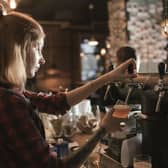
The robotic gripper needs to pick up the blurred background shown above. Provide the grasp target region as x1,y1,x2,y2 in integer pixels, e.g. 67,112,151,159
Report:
4,0,168,91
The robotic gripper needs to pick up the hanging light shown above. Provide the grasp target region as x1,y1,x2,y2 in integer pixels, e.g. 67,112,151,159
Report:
0,3,7,15
0,0,11,14
3,0,18,9
88,36,99,46
88,1,99,46
161,0,168,37
9,0,17,9
161,19,168,37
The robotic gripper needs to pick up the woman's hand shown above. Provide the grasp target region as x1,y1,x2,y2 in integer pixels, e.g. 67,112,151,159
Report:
66,59,136,107
107,58,137,83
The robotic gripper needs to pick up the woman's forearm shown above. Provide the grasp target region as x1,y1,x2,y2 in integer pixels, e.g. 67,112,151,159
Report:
63,127,107,168
66,73,114,106
66,58,136,106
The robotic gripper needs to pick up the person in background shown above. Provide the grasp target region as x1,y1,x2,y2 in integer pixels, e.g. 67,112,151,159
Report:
0,7,137,168
115,46,137,66
95,46,137,108
115,46,162,90
96,45,160,111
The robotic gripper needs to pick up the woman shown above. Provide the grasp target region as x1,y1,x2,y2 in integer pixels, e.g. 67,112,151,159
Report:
0,8,136,168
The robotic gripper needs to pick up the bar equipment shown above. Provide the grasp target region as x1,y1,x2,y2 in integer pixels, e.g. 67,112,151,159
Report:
140,62,168,168
125,63,143,104
154,62,167,112
102,64,144,168
100,63,168,168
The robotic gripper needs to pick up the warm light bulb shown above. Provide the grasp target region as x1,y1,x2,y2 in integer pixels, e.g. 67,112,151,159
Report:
163,24,168,33
10,0,17,9
106,43,111,49
100,48,106,55
80,52,85,58
0,4,7,15
88,37,99,46
88,40,98,46
161,19,168,37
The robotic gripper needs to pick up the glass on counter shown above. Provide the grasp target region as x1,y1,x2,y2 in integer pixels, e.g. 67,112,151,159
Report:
133,154,152,168
50,116,63,138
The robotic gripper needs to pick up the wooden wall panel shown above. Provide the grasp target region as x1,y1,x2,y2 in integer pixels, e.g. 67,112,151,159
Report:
36,22,80,91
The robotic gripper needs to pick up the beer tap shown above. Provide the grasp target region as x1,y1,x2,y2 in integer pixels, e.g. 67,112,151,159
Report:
124,64,134,104
125,64,143,104
104,64,114,101
155,62,167,113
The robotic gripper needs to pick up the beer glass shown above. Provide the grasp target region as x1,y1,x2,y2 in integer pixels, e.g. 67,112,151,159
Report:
133,154,152,168
112,100,131,119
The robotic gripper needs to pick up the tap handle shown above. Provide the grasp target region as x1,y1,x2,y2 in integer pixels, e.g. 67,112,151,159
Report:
158,62,166,79
128,63,134,74
155,91,165,112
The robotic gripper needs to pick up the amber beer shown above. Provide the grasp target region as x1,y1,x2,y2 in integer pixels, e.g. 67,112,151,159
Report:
133,155,152,168
112,104,131,118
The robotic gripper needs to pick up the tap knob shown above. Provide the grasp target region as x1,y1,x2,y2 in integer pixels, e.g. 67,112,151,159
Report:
158,62,166,79
128,63,134,75
155,91,165,112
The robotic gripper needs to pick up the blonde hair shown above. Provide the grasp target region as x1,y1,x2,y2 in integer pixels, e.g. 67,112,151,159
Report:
0,11,45,89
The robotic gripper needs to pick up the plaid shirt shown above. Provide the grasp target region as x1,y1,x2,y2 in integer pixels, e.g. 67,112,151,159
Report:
0,85,70,168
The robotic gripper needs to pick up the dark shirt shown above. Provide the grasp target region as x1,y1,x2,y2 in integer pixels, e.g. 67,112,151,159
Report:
0,86,70,168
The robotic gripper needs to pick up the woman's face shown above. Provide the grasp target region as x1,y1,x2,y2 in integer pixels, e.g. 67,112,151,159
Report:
26,37,45,78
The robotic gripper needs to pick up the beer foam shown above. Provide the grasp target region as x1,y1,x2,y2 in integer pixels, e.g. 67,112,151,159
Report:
112,104,131,118
114,104,130,110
